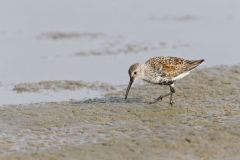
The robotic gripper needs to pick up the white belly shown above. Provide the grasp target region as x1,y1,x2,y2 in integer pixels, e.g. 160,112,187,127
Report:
172,71,190,81
143,71,190,84
143,76,171,84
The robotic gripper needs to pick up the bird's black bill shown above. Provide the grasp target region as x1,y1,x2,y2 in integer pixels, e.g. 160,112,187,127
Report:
125,78,133,100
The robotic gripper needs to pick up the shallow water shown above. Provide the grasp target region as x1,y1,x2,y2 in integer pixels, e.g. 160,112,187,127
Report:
0,0,240,105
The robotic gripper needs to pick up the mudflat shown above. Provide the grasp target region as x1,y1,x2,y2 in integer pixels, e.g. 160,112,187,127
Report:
0,65,240,160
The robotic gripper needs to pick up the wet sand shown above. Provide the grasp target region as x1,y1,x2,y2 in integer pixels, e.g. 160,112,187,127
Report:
0,65,240,160
14,80,116,93
38,32,104,40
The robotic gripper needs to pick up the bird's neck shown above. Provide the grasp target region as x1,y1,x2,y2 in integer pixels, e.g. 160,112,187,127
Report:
142,64,159,83
137,63,147,79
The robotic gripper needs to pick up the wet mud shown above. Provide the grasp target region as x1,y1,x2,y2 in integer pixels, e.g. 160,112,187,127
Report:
38,32,104,40
13,80,116,93
74,41,190,57
0,65,240,160
149,15,197,22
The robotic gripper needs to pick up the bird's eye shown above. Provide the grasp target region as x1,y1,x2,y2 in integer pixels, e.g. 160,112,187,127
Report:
134,72,137,75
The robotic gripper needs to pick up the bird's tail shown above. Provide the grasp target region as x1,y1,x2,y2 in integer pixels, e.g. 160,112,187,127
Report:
186,59,205,71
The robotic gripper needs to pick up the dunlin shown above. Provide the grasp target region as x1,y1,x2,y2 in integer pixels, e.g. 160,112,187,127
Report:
125,56,204,105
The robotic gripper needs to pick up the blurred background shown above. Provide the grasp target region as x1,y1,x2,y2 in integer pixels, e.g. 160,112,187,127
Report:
0,0,239,104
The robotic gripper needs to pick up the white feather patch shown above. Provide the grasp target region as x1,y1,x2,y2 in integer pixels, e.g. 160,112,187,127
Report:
172,71,190,81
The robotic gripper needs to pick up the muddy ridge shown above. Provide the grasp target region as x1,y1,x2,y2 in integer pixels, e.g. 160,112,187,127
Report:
38,32,104,40
75,42,190,56
13,80,116,93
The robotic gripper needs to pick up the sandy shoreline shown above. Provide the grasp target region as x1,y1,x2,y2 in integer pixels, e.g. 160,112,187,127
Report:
0,65,240,160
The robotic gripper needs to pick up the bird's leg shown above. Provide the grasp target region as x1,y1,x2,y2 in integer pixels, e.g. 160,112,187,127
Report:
149,92,171,104
169,84,175,106
149,83,175,105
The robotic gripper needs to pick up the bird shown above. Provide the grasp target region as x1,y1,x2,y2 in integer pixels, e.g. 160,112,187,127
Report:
125,56,204,105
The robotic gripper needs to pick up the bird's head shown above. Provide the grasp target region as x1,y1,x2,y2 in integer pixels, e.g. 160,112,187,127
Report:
125,63,144,100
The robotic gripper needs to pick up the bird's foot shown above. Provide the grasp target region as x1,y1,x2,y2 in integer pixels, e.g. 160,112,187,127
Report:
170,100,175,106
148,96,163,104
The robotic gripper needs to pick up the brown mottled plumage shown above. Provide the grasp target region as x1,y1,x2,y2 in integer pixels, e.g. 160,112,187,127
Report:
125,56,204,105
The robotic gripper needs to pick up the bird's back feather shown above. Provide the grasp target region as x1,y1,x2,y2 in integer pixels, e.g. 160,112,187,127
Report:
146,56,204,78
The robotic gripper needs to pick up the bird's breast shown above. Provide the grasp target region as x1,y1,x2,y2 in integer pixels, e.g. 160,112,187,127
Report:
143,75,171,84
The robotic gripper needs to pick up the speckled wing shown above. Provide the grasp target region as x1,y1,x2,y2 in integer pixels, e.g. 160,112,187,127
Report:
146,56,204,78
